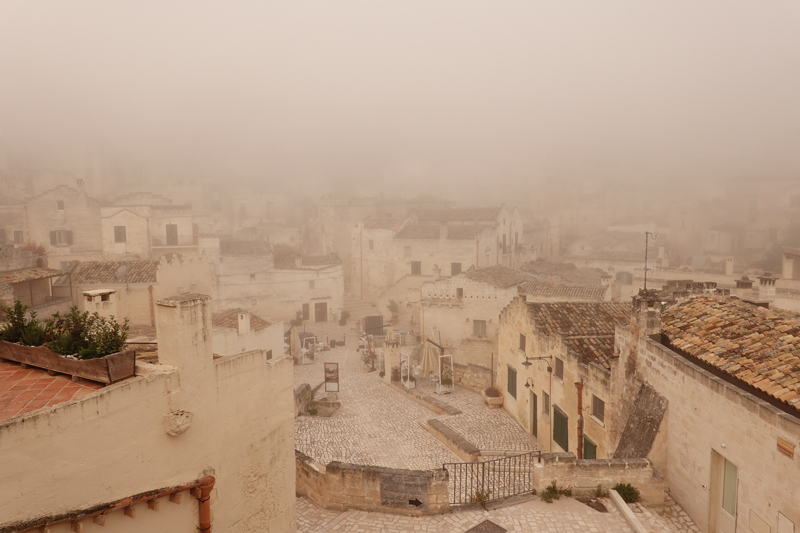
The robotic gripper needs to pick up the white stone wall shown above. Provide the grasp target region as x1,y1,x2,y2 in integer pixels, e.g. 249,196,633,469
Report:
100,206,151,259
617,327,800,533
213,318,284,358
497,297,615,458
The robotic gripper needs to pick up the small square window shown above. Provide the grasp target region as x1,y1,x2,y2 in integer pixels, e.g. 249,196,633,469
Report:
113,226,126,243
456,287,464,299
411,261,421,275
266,350,273,361
57,200,65,211
554,357,564,380
592,395,605,423
519,333,526,352
309,280,315,290
404,246,411,258
101,293,110,302
250,274,256,281
473,320,486,338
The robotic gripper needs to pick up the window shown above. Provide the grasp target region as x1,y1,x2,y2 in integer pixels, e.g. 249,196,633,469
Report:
309,280,315,290
507,366,517,399
473,320,486,338
101,293,110,302
411,261,421,275
57,200,65,211
554,357,564,380
13,231,23,243
49,230,73,246
543,392,550,417
592,395,605,423
250,298,257,306
404,246,411,258
519,333,526,352
368,239,374,250
451,262,461,276
583,436,597,459
266,350,273,361
553,405,568,451
250,274,256,281
456,287,463,299
113,226,127,243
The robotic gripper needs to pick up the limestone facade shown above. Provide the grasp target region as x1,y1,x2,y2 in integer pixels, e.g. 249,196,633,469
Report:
0,293,296,532
101,202,198,261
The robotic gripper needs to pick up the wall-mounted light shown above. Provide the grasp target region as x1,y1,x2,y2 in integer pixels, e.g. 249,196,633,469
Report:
521,354,552,367
524,378,534,388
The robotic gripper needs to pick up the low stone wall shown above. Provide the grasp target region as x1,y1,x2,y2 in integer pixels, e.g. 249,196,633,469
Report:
533,453,665,507
294,383,313,416
453,362,492,393
387,381,462,415
426,419,480,462
296,450,449,516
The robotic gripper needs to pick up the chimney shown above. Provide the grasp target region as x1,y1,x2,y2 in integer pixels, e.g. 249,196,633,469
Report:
630,288,662,338
758,272,777,299
238,312,251,335
725,257,734,276
439,221,448,240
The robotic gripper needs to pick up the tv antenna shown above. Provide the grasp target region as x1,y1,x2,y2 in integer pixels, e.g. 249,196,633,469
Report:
644,231,658,290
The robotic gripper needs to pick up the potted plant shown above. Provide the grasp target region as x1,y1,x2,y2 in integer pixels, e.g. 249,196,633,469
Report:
0,302,134,384
482,387,504,408
360,349,374,371
339,310,350,326
403,375,416,389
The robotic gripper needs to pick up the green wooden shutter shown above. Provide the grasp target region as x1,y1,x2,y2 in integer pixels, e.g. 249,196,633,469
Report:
507,366,517,399
583,436,597,459
553,406,568,451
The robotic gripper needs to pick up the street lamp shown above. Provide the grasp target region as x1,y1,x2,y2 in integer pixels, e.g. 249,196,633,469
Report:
521,354,552,367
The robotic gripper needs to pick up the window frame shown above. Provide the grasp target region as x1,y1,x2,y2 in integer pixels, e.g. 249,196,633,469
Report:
583,435,597,460
554,357,564,381
519,333,526,353
113,225,127,244
543,391,550,418
473,319,486,338
591,394,605,425
553,405,568,451
507,365,517,399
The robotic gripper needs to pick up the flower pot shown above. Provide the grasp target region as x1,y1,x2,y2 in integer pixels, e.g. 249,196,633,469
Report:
0,340,135,384
482,390,504,409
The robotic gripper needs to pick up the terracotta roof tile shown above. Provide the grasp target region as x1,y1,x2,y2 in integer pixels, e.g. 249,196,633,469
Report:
662,296,800,413
212,309,271,331
519,280,606,301
68,261,158,284
464,265,536,288
0,267,66,284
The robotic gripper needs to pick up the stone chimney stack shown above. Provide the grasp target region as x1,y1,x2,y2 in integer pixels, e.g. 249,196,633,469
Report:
725,257,734,276
238,312,251,336
758,272,777,299
630,288,663,339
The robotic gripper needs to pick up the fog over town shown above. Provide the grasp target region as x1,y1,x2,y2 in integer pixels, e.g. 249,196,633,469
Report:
1,3,799,533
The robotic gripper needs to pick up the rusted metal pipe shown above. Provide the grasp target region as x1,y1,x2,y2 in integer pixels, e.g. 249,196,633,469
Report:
197,475,216,532
575,381,584,459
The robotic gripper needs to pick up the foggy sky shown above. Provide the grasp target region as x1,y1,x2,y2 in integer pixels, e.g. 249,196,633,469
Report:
1,2,799,199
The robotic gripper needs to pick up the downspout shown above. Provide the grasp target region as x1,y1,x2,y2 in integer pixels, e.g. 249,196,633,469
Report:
476,239,479,267
196,476,216,532
360,227,363,300
575,380,584,459
148,285,155,326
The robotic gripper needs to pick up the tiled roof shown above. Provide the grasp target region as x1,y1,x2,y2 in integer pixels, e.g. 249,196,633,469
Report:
395,223,484,240
464,265,536,288
212,309,271,331
69,260,159,284
519,280,606,301
526,301,631,369
0,360,103,422
661,296,800,413
414,207,500,223
520,262,609,287
220,240,272,256
0,268,66,284
520,261,577,275
363,217,405,230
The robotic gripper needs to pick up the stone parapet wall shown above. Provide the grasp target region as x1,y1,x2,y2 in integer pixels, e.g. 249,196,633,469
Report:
533,453,665,507
453,362,492,393
295,450,449,516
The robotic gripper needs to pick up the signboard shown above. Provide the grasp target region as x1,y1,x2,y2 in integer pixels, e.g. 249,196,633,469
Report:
364,315,384,336
324,362,339,392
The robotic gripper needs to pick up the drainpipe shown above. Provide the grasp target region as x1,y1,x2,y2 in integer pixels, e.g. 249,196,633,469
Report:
148,285,155,326
575,380,584,459
196,475,216,532
360,227,363,300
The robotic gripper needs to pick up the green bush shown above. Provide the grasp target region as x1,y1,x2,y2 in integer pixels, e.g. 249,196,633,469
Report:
613,483,640,503
0,301,41,345
541,480,572,503
45,306,129,359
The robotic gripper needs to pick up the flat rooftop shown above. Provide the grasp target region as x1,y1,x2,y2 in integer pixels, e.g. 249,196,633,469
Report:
0,360,103,422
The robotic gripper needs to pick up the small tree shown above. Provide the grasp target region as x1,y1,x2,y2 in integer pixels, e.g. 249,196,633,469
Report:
386,300,400,317
290,310,304,327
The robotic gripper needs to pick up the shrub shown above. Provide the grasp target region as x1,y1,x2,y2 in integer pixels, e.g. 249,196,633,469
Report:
541,480,572,503
19,241,49,256
613,483,640,503
308,408,318,416
469,489,492,504
595,484,606,497
0,301,34,344
386,300,400,316
484,387,501,398
290,311,303,327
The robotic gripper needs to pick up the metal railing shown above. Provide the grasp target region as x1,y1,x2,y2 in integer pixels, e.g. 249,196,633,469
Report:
443,450,541,505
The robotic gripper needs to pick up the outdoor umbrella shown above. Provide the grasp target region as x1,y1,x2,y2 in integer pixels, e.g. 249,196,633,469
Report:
419,338,439,378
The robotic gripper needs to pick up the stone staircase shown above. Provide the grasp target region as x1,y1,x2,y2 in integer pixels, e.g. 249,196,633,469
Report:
343,297,381,324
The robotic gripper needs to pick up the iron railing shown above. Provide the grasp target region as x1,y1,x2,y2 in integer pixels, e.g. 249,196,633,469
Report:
443,450,541,505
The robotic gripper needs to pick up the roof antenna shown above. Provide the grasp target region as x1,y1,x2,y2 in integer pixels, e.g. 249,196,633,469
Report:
644,231,658,291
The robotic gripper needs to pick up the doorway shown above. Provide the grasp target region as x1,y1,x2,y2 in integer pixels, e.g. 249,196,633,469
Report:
302,303,309,321
710,450,738,533
315,302,328,322
530,391,537,438
166,224,178,246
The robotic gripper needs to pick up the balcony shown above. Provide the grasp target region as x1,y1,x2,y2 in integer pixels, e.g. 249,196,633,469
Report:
151,235,199,247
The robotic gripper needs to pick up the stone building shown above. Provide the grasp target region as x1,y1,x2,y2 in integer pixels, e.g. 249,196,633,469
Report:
0,266,73,318
496,297,631,459
212,308,283,358
101,193,198,261
0,195,26,246
25,185,104,266
0,293,296,532
613,292,800,533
